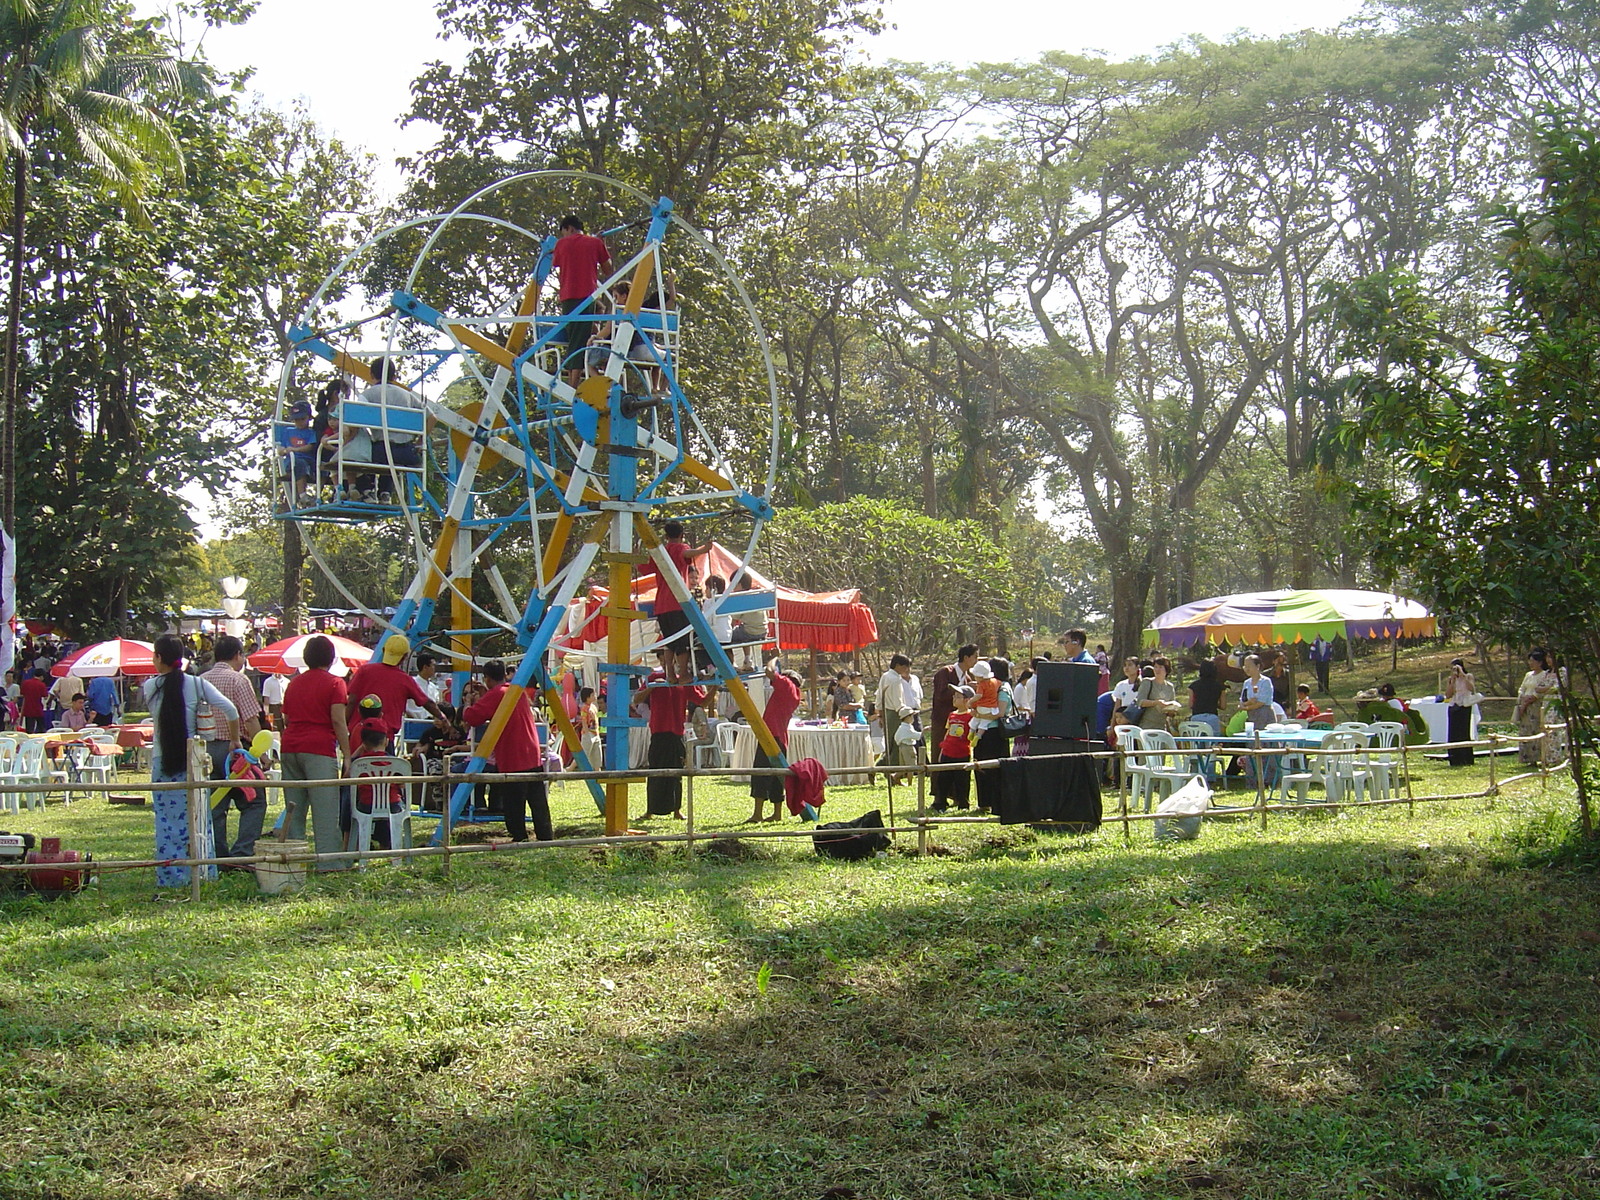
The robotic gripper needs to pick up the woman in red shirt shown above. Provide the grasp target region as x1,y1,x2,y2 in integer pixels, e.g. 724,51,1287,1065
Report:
462,659,551,842
19,672,49,733
280,636,352,870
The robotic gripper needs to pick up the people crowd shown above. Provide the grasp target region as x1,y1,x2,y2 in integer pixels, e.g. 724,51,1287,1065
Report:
4,577,1570,893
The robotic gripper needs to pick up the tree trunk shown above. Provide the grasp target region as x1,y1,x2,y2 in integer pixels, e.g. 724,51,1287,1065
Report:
3,140,28,537
1109,564,1154,664
283,520,306,636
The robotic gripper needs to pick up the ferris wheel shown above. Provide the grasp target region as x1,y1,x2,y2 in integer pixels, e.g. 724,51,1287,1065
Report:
271,171,790,835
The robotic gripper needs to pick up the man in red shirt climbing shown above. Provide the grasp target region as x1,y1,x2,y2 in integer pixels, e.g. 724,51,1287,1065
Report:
551,214,611,386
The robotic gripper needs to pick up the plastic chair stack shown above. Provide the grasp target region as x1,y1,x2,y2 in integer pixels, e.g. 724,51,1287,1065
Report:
0,739,50,812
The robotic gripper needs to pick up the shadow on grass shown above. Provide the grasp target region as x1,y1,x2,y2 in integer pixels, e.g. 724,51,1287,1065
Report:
2,811,1599,1198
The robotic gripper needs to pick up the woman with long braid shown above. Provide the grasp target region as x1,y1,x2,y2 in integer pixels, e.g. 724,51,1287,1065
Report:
142,634,239,892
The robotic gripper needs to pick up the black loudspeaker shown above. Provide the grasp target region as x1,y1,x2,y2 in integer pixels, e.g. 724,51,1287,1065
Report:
1031,661,1100,740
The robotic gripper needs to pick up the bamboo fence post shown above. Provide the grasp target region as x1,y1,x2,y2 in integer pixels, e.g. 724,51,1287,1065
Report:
1401,733,1415,819
915,763,927,857
886,762,899,848
186,737,209,904
684,772,696,861
1253,729,1267,831
1486,731,1498,801
441,759,454,880
1118,742,1130,846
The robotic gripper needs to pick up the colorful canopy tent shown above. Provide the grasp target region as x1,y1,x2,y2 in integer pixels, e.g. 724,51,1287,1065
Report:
249,633,372,678
1145,589,1436,648
560,542,878,655
50,638,157,678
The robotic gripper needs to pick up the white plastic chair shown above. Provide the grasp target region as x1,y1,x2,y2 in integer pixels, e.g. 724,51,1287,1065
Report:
1177,720,1220,784
1323,731,1373,804
0,739,49,812
1277,731,1337,804
347,755,412,864
1129,729,1192,812
1334,721,1371,734
1364,722,1406,800
715,720,742,767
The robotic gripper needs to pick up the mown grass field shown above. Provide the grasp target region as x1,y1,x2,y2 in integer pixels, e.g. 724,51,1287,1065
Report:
1,739,1596,1200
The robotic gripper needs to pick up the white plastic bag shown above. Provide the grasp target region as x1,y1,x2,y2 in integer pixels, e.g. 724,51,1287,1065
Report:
1154,775,1211,842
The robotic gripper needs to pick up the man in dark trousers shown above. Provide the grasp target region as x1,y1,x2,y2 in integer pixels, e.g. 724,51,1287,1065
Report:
1309,635,1334,694
929,643,980,750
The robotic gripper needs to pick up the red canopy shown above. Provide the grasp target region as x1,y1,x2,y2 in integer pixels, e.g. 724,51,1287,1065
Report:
563,542,878,655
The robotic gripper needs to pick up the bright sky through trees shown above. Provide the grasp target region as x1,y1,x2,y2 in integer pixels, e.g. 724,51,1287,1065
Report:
180,0,1367,197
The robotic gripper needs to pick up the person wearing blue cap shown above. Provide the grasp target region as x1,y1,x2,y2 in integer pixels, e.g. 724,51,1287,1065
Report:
283,398,319,504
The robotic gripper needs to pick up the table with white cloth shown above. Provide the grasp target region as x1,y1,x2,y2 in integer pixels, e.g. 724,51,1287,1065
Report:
1408,698,1479,744
729,723,875,782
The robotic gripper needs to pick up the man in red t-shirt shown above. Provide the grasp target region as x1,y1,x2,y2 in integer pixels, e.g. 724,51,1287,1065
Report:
461,659,550,842
748,659,802,823
639,674,705,821
645,519,710,685
345,639,445,745
19,673,49,733
551,215,611,385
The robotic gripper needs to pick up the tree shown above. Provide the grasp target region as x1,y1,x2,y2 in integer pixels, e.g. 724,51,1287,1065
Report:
761,498,1008,665
0,0,187,537
9,11,375,636
1324,117,1600,839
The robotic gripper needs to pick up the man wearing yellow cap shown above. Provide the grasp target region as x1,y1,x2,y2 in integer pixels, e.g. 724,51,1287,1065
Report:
344,638,446,749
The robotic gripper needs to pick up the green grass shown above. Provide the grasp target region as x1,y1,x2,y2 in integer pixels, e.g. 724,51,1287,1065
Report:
1,755,1597,1198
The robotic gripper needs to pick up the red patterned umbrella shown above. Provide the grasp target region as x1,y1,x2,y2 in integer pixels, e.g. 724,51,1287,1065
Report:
248,634,371,677
50,638,157,678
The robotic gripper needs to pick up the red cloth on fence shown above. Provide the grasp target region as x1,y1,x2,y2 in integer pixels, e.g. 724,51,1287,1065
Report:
784,757,828,816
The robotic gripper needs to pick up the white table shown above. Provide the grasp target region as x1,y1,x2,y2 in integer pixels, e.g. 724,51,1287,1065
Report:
1408,698,1479,744
730,723,875,781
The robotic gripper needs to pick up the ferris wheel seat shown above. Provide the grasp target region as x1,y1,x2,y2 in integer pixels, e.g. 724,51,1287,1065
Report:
338,400,427,438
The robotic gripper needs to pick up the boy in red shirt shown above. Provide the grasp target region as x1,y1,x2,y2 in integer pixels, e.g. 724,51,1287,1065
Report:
932,685,975,813
645,520,706,684
551,215,611,385
19,672,48,733
638,672,705,821
350,719,405,849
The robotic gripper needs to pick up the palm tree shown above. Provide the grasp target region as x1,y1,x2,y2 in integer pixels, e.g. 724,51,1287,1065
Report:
0,0,188,536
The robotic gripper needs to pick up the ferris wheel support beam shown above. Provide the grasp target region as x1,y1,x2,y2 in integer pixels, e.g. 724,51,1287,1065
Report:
633,515,788,765
432,540,606,844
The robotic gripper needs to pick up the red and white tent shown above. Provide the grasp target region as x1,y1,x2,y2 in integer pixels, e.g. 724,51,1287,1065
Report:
559,542,877,655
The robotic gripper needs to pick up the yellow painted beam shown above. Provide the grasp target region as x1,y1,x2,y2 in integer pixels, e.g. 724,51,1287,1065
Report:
678,454,735,493
505,278,542,357
604,549,634,837
421,517,461,602
444,322,517,371
334,352,376,384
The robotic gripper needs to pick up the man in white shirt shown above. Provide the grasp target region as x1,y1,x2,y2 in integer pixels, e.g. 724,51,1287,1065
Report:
406,653,446,718
875,654,924,775
261,671,287,728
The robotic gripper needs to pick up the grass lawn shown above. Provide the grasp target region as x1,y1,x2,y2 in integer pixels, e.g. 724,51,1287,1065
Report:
1,735,1597,1200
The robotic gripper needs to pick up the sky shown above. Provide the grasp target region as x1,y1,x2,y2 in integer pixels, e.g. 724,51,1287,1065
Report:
171,0,1369,539
184,0,1371,200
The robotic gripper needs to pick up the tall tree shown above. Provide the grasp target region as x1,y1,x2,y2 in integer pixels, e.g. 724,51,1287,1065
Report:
1324,117,1600,839
0,0,187,537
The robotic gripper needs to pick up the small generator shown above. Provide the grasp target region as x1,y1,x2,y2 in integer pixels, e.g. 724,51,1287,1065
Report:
0,832,93,898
